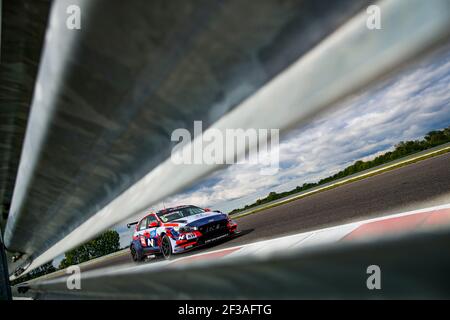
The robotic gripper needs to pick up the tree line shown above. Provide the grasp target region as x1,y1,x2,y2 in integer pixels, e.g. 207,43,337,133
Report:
229,125,450,215
11,229,120,286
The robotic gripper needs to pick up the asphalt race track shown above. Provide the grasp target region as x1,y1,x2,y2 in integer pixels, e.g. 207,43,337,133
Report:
71,152,450,273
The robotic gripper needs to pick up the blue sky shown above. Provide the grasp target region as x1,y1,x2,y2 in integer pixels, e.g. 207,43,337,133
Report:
113,45,450,249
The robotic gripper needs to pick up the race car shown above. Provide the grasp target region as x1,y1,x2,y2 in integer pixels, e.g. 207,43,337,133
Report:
128,205,238,261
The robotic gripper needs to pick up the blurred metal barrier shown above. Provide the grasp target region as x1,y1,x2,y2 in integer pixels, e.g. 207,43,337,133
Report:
0,235,12,300
0,0,51,232
14,228,450,299
3,0,450,285
2,0,371,277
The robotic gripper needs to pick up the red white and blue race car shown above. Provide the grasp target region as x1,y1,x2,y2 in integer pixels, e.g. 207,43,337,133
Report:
128,205,238,261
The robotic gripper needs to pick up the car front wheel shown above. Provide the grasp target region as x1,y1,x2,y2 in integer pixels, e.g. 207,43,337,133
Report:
161,235,173,260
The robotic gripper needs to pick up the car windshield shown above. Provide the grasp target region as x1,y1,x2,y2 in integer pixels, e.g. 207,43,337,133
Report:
157,206,205,223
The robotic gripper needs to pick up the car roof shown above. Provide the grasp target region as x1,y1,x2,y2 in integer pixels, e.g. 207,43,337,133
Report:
156,205,195,214
139,205,197,222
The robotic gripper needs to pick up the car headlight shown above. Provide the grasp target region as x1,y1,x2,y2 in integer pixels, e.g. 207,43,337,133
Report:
180,226,197,233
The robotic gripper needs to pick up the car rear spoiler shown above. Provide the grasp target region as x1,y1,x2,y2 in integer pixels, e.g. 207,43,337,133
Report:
126,221,138,229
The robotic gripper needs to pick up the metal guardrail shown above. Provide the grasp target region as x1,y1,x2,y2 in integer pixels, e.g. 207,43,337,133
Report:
3,0,372,277
0,235,12,300
14,227,450,299
0,0,51,236
4,0,450,286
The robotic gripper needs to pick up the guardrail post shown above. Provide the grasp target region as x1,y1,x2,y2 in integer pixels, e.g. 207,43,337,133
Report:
0,233,12,300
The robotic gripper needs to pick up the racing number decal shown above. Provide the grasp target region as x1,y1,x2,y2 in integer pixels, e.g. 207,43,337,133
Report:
147,238,156,247
140,236,157,248
186,233,196,240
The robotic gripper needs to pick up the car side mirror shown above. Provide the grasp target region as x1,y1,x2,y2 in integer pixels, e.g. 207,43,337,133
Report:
204,208,211,212
148,221,159,228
